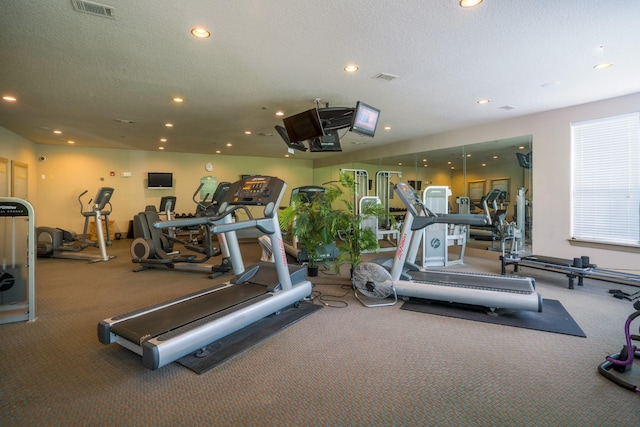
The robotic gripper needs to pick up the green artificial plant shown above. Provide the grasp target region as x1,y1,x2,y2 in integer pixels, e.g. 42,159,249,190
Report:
334,171,395,274
278,183,343,269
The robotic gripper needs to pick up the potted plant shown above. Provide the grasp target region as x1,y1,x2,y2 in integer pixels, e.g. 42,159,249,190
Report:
334,172,395,276
279,184,343,276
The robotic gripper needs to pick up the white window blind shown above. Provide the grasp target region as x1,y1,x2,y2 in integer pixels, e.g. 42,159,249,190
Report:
571,112,640,245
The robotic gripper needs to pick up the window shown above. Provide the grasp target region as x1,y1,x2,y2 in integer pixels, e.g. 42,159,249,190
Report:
571,112,640,246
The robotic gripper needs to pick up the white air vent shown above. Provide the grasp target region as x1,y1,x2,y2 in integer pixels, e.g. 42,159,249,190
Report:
499,105,517,110
374,73,399,81
71,0,115,19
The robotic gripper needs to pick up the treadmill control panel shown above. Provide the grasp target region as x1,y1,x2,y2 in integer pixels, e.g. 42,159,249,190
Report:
394,182,422,218
227,176,285,206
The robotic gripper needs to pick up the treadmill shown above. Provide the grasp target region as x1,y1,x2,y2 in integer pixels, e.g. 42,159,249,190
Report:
371,182,542,312
98,176,313,369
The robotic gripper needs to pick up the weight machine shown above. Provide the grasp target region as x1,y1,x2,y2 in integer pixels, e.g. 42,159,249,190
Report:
420,186,468,267
0,198,36,324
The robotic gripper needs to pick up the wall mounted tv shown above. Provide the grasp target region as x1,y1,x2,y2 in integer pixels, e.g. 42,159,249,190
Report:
349,101,381,138
282,108,324,143
147,172,173,189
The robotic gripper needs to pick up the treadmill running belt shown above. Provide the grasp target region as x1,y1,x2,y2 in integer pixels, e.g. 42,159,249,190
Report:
111,283,267,344
406,270,534,294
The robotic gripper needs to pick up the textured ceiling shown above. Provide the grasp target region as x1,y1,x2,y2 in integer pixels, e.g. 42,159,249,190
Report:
1,0,639,165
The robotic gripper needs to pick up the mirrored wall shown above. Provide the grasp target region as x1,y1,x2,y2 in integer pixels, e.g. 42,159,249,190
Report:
360,135,533,251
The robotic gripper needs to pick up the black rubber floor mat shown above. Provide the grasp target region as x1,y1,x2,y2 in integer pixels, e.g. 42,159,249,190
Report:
177,302,322,374
401,298,586,338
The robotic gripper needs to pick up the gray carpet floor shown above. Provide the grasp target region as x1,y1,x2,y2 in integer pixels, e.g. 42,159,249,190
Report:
1,238,639,426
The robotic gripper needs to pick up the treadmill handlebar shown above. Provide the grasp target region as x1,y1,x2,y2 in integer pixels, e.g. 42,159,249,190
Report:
411,214,489,231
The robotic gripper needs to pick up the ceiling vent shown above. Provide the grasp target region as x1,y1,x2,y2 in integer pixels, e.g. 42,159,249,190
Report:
374,73,399,82
71,0,115,19
499,105,517,110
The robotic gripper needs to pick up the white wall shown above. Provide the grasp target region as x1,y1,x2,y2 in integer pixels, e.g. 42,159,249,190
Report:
315,92,640,271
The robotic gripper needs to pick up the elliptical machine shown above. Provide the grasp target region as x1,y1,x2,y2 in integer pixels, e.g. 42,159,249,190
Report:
130,182,236,278
598,300,640,394
37,187,115,263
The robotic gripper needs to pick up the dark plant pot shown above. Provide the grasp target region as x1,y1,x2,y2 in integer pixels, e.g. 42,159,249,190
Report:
307,266,319,277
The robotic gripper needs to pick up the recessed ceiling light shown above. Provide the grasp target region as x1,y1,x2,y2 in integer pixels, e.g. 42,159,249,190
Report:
384,126,391,130
493,155,498,159
2,95,17,102
53,130,62,134
460,0,482,7
244,131,251,135
191,27,211,38
172,97,184,103
159,146,165,150
344,64,359,73
160,138,167,142
275,111,284,116
226,143,232,147
164,123,174,127
67,140,75,144
477,99,490,105
593,63,613,70
215,150,221,154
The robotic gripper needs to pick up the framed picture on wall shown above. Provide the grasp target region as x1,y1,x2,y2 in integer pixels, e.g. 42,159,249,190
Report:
468,180,485,203
491,177,510,201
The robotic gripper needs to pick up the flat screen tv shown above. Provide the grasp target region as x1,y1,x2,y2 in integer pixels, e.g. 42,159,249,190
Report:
282,108,324,143
309,129,342,152
349,101,380,138
274,125,308,152
147,172,173,189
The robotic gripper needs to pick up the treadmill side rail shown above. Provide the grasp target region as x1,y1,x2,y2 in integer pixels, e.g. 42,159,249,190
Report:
142,280,312,369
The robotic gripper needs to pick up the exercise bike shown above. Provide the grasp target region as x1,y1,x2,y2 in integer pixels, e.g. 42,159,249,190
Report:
598,300,640,394
37,187,115,263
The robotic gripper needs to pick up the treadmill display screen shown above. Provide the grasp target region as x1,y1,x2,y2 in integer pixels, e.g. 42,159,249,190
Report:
228,176,285,206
